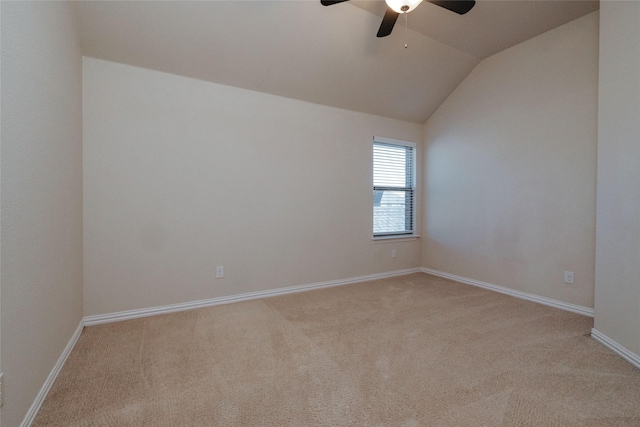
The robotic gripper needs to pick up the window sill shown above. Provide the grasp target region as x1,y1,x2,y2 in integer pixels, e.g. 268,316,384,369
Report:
372,234,420,243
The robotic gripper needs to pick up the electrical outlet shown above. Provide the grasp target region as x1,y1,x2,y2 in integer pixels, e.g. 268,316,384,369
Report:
391,248,397,258
1,371,4,407
216,266,224,279
564,271,574,284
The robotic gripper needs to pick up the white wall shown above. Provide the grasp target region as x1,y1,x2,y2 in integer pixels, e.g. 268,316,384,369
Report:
594,1,640,356
0,2,84,426
83,58,422,316
421,12,599,308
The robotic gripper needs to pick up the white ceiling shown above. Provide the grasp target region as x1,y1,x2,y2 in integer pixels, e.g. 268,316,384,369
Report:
73,0,599,123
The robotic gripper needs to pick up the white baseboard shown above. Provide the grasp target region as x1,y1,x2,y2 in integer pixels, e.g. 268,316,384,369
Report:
83,268,422,326
422,268,595,317
20,320,84,427
591,328,640,370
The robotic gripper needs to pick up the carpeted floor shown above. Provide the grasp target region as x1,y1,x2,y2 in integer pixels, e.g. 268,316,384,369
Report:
34,273,640,426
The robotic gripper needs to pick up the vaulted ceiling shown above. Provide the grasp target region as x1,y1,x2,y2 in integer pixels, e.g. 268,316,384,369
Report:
73,0,599,123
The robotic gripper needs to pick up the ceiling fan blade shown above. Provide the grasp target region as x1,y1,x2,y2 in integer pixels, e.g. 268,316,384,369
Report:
377,7,399,37
320,0,350,5
427,0,475,15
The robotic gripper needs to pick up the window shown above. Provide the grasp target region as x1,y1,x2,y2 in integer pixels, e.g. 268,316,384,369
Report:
373,137,416,238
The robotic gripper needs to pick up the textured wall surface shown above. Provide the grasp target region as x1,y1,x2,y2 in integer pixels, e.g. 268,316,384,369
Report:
594,1,640,356
83,58,422,316
422,12,599,308
0,2,84,426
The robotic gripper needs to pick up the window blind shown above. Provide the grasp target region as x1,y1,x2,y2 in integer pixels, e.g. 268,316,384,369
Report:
373,138,415,236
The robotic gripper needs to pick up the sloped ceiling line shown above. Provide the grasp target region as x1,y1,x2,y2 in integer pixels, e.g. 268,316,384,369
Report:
73,1,598,123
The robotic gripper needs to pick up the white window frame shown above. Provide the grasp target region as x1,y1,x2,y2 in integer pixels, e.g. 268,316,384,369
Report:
372,136,418,240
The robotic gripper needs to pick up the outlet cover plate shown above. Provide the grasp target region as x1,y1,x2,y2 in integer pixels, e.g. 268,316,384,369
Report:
564,271,574,284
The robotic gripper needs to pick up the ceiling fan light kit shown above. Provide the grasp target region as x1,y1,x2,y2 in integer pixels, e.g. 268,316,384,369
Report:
385,0,423,14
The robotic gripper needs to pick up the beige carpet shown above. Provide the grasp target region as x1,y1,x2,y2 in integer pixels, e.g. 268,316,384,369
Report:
34,273,640,426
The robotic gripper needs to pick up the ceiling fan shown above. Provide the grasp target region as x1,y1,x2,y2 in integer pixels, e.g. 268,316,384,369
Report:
321,0,475,37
